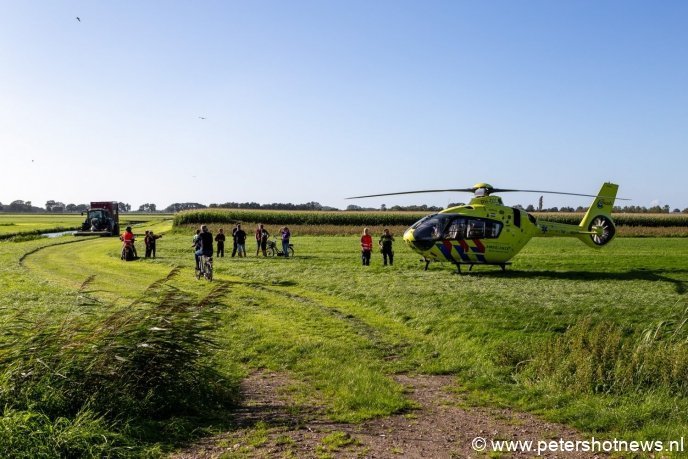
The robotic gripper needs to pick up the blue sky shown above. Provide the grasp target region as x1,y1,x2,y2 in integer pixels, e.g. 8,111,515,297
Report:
2,1,687,210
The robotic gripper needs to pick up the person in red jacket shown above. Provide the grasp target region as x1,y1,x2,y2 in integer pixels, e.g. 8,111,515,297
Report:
120,226,137,259
360,227,373,266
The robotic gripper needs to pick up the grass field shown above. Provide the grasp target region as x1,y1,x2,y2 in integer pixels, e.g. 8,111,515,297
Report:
2,215,688,456
0,213,175,240
0,214,84,237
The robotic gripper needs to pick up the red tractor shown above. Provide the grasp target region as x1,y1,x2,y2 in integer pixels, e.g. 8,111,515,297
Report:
75,201,120,236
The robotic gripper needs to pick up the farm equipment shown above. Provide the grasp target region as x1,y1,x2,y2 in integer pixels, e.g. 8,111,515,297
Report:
75,201,120,236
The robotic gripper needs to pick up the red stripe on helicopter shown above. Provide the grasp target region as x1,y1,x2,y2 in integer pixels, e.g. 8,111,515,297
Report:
458,240,470,252
471,239,485,253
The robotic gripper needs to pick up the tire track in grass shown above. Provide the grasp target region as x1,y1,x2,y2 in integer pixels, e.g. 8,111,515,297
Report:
247,282,416,363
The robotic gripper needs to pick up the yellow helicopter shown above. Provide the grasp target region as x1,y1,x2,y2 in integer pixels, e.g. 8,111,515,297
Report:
349,182,621,273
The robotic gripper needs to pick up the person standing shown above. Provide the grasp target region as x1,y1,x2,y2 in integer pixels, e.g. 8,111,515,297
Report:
231,224,239,257
256,224,269,257
215,228,226,257
280,226,291,258
149,231,162,258
255,224,262,256
360,228,373,266
143,230,152,258
379,228,395,266
235,223,247,257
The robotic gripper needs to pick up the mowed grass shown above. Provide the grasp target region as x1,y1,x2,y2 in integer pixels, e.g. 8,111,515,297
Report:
18,228,688,443
0,213,84,236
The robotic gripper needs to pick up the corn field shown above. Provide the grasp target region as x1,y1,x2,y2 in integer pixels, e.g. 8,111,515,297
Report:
174,209,688,229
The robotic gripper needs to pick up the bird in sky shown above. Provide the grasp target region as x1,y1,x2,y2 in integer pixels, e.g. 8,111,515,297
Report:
198,116,206,120
76,17,81,22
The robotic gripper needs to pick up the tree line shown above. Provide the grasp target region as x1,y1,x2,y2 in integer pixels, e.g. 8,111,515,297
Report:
2,199,687,214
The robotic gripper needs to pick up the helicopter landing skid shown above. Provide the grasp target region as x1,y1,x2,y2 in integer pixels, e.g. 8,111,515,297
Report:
451,261,511,274
422,259,510,273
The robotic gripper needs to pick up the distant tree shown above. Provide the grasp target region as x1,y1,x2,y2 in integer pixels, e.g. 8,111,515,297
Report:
673,208,681,213
0,202,3,211
346,204,363,211
118,202,131,212
525,204,535,212
75,204,88,212
164,202,207,213
538,196,543,211
380,204,387,211
447,202,465,208
45,200,56,211
66,203,77,212
8,200,37,212
51,202,65,212
138,203,157,212
560,206,575,212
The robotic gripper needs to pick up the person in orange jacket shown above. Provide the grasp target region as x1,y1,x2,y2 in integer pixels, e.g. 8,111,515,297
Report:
360,227,373,266
120,226,137,259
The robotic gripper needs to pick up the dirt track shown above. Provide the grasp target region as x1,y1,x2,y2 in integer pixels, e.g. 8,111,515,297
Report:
173,372,605,458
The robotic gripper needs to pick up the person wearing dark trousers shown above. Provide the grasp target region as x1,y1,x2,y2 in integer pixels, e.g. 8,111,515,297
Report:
280,226,291,258
231,224,239,257
360,227,372,266
235,224,247,257
256,224,269,257
149,231,162,258
215,228,226,257
379,228,395,266
144,230,152,258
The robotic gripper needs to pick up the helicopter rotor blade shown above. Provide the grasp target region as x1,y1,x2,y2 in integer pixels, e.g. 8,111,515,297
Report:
491,189,630,200
348,187,630,200
346,189,475,199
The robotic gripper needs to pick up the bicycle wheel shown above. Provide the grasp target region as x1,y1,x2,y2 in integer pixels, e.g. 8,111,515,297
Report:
265,246,276,257
195,267,201,280
287,247,294,258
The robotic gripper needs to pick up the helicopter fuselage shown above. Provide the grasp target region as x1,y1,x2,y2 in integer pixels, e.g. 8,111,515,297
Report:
402,194,610,267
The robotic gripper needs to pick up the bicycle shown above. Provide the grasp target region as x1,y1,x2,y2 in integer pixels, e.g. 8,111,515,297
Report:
265,238,294,257
195,254,213,281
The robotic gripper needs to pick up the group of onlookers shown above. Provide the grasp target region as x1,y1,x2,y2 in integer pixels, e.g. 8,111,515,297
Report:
214,224,248,258
119,226,162,259
123,223,395,267
209,223,291,258
360,228,395,266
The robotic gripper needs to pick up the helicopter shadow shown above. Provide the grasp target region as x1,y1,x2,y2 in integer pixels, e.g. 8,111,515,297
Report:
479,268,688,295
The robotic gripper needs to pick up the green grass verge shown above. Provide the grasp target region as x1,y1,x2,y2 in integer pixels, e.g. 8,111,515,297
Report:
3,229,688,455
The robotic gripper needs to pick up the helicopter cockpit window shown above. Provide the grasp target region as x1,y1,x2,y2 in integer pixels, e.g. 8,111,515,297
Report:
412,214,452,241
